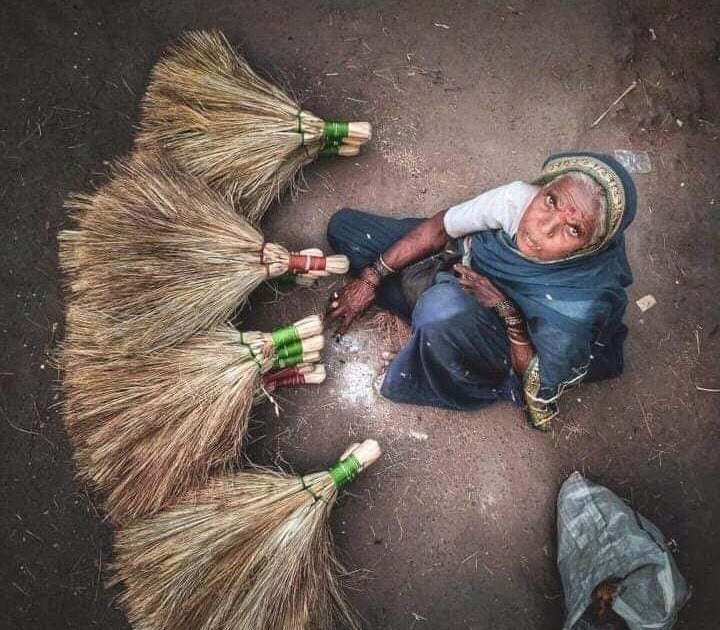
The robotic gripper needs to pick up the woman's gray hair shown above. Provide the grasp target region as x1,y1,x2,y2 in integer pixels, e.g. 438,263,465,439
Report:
556,172,608,244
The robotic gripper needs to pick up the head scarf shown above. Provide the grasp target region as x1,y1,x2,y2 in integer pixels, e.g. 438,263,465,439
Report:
466,152,637,429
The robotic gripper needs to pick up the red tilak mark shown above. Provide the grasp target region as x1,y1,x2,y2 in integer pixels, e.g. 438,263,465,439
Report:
288,254,326,272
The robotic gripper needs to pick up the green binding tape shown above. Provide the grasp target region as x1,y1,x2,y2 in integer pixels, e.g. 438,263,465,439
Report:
271,325,300,348
274,352,303,369
320,144,340,158
275,340,303,360
323,120,349,141
328,454,361,490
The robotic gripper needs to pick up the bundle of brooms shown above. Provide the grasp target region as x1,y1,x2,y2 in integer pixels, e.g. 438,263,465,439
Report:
136,29,372,224
113,439,381,630
59,152,348,355
62,311,327,523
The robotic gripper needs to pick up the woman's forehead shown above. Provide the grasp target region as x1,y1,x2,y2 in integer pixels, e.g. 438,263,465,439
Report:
546,178,595,211
543,179,598,230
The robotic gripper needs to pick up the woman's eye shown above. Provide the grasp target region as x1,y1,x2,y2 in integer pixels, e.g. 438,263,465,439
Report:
545,194,555,207
568,225,581,238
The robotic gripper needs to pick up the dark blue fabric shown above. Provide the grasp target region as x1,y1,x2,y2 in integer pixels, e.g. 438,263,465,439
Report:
326,152,636,410
328,208,521,410
465,152,636,399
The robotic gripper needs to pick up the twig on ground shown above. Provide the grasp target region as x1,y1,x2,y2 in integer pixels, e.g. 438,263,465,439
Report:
590,80,638,128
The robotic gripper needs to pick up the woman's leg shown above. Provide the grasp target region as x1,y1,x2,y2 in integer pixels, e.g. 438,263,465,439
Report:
381,273,517,410
327,208,424,320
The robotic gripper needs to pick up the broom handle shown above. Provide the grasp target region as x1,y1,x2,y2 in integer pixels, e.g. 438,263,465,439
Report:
349,439,382,468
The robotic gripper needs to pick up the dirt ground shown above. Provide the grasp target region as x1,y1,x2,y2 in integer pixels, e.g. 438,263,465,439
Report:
1,1,719,628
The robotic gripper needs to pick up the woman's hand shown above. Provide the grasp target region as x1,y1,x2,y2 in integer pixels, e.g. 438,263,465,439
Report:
453,263,507,308
325,269,378,336
454,263,535,375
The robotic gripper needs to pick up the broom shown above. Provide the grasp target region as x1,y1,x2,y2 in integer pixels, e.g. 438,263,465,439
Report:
59,152,347,354
113,439,381,630
62,312,326,523
136,29,372,223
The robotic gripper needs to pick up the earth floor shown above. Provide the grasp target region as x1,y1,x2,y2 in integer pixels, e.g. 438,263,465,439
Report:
1,1,719,628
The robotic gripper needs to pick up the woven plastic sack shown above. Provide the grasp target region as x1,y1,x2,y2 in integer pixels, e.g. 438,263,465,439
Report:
557,471,689,630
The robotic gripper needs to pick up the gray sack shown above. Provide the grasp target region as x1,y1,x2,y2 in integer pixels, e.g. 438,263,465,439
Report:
557,472,690,630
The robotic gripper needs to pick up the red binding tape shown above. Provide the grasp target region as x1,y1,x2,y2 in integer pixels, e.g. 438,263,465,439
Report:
264,367,300,385
275,373,307,388
288,254,327,272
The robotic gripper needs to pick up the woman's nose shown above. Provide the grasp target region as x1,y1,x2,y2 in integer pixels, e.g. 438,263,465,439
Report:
540,213,563,237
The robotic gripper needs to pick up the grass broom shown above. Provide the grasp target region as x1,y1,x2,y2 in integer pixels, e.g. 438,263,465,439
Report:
62,310,326,523
136,29,372,223
113,439,381,630
59,152,347,354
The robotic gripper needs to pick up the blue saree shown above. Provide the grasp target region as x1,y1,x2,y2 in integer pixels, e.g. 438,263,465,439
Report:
327,152,636,430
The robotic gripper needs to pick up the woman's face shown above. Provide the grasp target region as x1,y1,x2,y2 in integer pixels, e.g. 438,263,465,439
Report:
516,177,599,261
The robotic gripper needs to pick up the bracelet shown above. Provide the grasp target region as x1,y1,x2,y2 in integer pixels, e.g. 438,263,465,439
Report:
378,255,398,274
502,315,524,327
493,299,518,317
359,275,379,291
372,257,396,279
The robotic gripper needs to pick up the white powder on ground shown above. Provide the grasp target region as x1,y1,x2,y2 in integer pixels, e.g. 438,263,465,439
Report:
327,329,379,409
323,328,432,444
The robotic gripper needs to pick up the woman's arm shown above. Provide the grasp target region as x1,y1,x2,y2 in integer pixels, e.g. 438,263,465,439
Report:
453,264,534,375
376,209,449,271
326,210,450,334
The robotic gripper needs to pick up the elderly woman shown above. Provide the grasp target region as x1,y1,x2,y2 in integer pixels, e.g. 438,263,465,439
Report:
326,152,636,430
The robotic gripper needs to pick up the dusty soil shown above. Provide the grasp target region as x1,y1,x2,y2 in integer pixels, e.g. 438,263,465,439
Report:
1,1,718,628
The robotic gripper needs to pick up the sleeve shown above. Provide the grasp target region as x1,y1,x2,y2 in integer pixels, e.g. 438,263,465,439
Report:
443,181,536,238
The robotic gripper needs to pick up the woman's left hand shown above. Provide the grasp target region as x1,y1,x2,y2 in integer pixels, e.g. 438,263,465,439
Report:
453,263,507,308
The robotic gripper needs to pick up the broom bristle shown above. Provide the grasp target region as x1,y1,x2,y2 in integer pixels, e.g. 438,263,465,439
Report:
137,30,372,223
113,441,381,630
59,151,285,354
136,30,323,223
61,322,273,523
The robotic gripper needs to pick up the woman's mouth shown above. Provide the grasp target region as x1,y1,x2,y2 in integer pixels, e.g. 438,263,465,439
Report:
523,232,541,251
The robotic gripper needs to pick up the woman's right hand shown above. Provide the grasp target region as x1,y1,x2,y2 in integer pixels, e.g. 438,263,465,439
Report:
325,268,378,336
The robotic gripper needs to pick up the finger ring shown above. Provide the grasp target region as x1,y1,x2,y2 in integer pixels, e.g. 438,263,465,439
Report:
333,292,339,299
331,301,339,309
